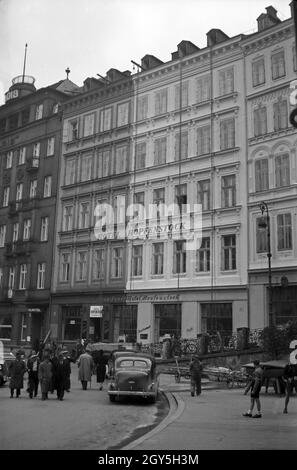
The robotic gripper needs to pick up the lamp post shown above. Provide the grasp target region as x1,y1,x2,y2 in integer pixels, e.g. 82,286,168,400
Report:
258,202,274,327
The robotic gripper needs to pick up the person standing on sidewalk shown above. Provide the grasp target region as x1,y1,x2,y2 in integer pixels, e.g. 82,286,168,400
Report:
94,350,107,390
8,351,26,398
243,360,263,418
189,355,202,396
78,348,94,390
55,352,71,400
38,353,53,400
27,351,40,398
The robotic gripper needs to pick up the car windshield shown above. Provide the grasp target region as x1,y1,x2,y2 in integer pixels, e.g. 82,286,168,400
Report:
117,359,151,369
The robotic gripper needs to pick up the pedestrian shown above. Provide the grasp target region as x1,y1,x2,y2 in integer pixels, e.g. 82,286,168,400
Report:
94,350,108,390
78,348,94,390
55,352,71,400
38,353,53,400
243,359,263,418
27,350,40,398
50,353,59,394
62,350,72,392
283,361,297,414
189,355,202,397
8,351,26,398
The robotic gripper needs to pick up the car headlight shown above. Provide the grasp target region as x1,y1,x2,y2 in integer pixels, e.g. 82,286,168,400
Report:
0,365,3,370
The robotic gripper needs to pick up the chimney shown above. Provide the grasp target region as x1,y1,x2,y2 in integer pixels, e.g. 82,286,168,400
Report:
206,29,229,47
257,5,281,32
141,54,164,71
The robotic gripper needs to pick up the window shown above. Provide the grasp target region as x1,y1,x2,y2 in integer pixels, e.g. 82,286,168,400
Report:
8,267,15,290
155,304,181,339
220,118,235,150
52,103,59,114
37,263,46,289
196,75,210,102
63,205,73,231
83,113,95,137
40,217,49,241
132,245,143,276
175,82,188,109
115,145,127,174
222,235,236,271
0,315,12,340
60,253,70,282
21,313,29,341
62,306,82,341
47,137,55,156
197,125,210,155
0,268,3,288
77,252,87,281
256,217,268,253
253,107,267,137
155,89,167,115
30,180,37,199
219,67,234,95
8,113,19,130
97,149,111,178
197,180,210,211
152,242,164,275
273,100,288,130
111,247,123,278
137,95,148,121
18,147,26,165
19,264,27,290
100,108,112,132
65,158,76,185
3,187,10,207
23,219,31,240
277,213,292,251
221,175,236,208
275,153,290,187
134,192,145,220
12,223,19,242
6,151,13,168
153,187,165,218
79,202,90,229
154,137,167,165
293,45,297,72
0,118,6,134
201,303,232,334
174,240,186,274
21,108,30,126
135,142,146,170
0,225,6,247
117,103,129,127
33,142,40,158
93,249,105,280
174,131,188,160
114,305,138,343
252,58,265,86
255,159,269,192
43,176,52,198
271,50,285,79
175,184,187,213
35,104,43,120
69,119,79,140
81,154,92,181
196,237,210,272
16,183,23,201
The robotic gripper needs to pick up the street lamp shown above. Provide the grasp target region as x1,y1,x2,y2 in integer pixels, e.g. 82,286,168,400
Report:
258,201,274,327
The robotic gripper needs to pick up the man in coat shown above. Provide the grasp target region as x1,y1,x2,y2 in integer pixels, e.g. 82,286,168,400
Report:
38,354,53,400
189,355,203,397
55,352,71,400
78,349,94,390
8,351,26,398
27,350,40,398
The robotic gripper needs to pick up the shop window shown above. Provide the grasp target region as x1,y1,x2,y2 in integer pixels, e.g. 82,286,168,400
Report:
0,315,12,340
114,305,137,343
63,306,82,341
155,304,181,340
201,303,232,335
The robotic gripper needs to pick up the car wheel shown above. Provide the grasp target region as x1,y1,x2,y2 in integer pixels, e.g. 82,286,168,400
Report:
109,394,116,402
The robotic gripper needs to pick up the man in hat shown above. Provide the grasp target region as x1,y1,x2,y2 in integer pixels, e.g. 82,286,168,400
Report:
38,352,53,400
8,351,26,398
78,348,94,390
189,355,203,396
55,352,71,400
27,350,40,398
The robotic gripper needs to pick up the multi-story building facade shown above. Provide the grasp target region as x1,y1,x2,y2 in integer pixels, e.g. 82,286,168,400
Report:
0,75,79,347
51,69,135,344
243,5,297,328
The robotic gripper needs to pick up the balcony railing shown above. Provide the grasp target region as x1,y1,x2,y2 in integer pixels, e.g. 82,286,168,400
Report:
26,158,39,171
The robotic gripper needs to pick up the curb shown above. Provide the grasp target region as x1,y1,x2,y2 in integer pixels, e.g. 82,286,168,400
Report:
121,391,185,450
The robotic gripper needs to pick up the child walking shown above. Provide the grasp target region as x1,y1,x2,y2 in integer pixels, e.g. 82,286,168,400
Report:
243,360,263,418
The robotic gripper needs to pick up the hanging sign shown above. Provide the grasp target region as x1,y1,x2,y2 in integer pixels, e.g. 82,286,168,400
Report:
90,306,103,318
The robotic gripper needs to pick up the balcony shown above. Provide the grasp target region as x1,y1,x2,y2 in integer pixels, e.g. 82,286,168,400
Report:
26,158,39,171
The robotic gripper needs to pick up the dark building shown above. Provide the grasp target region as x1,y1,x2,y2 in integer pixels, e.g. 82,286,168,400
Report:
0,74,80,348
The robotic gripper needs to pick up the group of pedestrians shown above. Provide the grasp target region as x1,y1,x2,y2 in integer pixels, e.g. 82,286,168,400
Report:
77,348,108,391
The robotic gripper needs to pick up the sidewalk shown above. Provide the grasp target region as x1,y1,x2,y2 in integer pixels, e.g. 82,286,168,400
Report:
125,374,297,450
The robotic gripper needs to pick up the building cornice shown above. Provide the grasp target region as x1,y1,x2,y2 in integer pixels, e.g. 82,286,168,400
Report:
241,20,294,56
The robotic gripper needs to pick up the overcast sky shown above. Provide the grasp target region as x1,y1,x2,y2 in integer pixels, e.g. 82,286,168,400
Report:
0,0,292,105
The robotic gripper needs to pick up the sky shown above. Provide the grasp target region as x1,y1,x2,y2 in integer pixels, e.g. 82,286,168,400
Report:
0,0,292,105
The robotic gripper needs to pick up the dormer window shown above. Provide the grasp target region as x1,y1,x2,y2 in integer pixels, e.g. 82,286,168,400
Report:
35,104,43,120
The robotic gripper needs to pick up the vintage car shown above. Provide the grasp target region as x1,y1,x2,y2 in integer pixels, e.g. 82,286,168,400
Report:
108,353,159,403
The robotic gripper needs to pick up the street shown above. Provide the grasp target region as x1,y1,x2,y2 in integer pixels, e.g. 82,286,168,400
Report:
0,364,163,450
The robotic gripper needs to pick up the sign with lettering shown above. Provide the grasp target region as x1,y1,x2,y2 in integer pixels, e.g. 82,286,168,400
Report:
90,306,103,318
5,89,19,102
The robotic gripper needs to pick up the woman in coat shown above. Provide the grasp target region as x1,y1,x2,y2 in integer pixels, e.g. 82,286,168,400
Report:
78,349,94,390
38,354,53,400
9,352,26,398
94,350,107,390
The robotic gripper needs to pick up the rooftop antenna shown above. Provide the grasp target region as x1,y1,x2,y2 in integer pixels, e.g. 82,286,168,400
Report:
22,43,28,82
131,60,144,72
96,73,111,84
65,67,70,79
